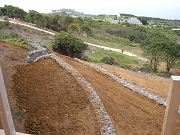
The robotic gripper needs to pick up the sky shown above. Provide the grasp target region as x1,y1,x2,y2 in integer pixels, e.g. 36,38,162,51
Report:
0,0,180,20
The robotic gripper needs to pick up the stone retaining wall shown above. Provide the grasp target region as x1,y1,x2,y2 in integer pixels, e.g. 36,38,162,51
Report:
50,53,116,135
74,58,168,107
27,46,116,135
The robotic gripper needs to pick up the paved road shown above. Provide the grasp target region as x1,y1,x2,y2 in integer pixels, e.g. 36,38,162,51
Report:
0,18,146,61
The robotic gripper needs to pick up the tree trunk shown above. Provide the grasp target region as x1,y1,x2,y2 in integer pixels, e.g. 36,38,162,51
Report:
166,66,171,73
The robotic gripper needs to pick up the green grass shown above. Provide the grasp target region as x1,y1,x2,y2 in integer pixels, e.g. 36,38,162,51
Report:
0,29,29,48
77,20,143,56
82,37,142,55
87,50,140,69
4,38,29,48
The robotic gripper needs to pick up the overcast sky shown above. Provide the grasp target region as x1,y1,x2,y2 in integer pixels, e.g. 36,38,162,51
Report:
0,0,180,19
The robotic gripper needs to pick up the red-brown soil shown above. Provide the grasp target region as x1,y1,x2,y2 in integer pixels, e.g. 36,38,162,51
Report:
0,41,27,132
59,55,180,135
12,59,100,135
100,64,169,99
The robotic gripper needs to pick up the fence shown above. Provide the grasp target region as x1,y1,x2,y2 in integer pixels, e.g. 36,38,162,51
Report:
162,76,180,135
0,66,16,135
0,66,30,135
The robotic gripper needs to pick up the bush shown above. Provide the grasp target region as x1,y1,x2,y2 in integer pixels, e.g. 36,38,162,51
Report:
53,32,88,58
101,56,118,65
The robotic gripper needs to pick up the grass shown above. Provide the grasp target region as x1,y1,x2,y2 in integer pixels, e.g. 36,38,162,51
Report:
4,38,29,48
87,50,140,69
0,28,29,48
77,21,143,56
82,37,142,55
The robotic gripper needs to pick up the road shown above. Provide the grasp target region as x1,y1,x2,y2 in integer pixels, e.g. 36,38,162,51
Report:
0,18,146,61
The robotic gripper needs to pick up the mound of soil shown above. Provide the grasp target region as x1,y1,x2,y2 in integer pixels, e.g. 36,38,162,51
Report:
100,64,169,99
12,59,100,135
60,55,180,135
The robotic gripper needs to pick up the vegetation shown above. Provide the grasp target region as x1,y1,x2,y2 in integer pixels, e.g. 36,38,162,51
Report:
101,57,118,65
1,4,180,74
0,24,29,48
52,32,88,58
140,31,180,72
0,5,27,20
88,50,140,69
4,38,29,48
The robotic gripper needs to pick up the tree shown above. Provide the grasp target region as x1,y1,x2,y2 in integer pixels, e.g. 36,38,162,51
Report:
75,17,84,26
46,15,61,31
0,5,27,20
25,10,41,23
141,30,180,73
138,17,148,25
81,25,92,37
161,42,180,72
52,32,88,58
61,16,74,31
140,32,169,72
68,23,80,35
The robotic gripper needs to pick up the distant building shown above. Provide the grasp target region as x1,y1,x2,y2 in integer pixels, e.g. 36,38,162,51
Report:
111,20,120,24
51,9,96,18
127,17,142,25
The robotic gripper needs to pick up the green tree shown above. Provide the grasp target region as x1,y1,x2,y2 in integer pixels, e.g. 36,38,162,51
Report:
81,25,92,37
53,32,88,58
161,42,180,72
25,10,41,23
138,17,148,25
68,23,80,35
59,16,74,32
140,32,168,72
0,5,27,20
46,15,61,31
75,17,84,26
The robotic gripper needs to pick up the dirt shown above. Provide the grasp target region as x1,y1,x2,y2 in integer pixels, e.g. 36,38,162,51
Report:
99,64,169,99
0,41,27,132
12,58,100,135
60,55,180,135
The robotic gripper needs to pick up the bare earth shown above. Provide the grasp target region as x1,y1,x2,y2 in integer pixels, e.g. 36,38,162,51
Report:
0,41,27,132
0,43,100,135
60,55,180,135
100,64,169,99
12,59,100,135
2,41,180,134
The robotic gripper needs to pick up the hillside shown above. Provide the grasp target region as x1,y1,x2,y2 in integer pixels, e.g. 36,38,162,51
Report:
1,5,180,134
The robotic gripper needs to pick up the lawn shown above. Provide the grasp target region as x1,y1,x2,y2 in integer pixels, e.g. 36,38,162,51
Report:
87,50,141,69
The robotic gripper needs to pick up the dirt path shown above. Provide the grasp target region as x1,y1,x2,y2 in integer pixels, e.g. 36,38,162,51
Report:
12,59,100,135
99,64,169,99
0,42,27,132
0,19,146,61
60,55,180,135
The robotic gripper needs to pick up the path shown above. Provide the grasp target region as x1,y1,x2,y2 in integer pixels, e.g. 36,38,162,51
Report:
0,18,146,61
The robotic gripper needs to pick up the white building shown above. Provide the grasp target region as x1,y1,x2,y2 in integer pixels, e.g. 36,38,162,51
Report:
127,17,142,25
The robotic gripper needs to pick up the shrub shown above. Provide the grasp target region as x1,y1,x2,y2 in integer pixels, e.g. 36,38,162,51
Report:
101,56,118,65
53,32,88,58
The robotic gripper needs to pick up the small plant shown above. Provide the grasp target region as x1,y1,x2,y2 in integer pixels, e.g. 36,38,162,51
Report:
101,56,118,65
4,38,29,48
